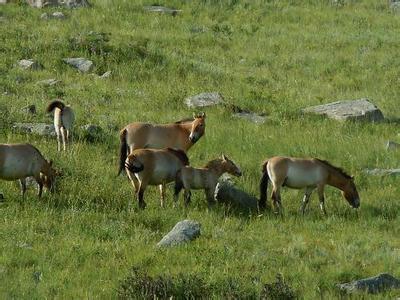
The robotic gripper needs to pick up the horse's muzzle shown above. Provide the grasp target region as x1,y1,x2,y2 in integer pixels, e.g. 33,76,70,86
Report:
189,135,198,143
352,199,360,208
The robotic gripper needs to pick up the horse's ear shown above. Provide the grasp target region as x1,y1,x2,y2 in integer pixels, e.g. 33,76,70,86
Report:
222,154,227,161
193,112,196,119
200,112,206,119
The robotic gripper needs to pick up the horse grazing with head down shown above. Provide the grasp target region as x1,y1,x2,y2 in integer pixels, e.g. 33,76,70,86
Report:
124,148,189,209
118,113,206,176
174,154,242,208
46,100,75,152
259,156,360,215
0,143,57,198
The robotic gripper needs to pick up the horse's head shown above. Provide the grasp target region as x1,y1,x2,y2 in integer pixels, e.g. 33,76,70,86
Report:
342,177,360,208
221,154,242,177
189,112,206,144
41,160,57,193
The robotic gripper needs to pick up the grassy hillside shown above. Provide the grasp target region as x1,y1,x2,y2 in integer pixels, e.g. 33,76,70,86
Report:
1,0,399,298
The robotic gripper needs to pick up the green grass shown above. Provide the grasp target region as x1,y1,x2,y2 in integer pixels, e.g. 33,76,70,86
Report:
1,0,400,298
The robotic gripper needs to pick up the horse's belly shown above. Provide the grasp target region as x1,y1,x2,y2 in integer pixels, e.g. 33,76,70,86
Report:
285,168,320,188
0,159,32,180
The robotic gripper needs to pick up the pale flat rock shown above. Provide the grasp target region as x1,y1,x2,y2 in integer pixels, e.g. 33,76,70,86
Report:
386,140,400,150
233,112,266,124
63,57,93,72
100,70,111,78
185,92,224,108
364,168,400,176
215,178,258,211
144,5,181,16
36,78,60,86
157,220,200,247
302,99,384,122
18,59,43,70
41,11,66,19
12,123,56,137
27,0,89,8
337,273,400,294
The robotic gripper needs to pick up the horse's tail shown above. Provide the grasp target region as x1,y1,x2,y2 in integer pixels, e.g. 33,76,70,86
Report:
259,160,270,210
118,128,128,176
46,100,65,113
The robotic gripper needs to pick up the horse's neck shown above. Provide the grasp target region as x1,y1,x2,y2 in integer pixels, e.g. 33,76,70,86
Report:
175,122,193,149
327,172,348,191
207,164,225,177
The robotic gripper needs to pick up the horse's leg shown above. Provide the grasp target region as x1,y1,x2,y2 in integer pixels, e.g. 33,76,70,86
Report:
159,184,166,208
300,186,315,215
60,127,67,151
34,174,44,198
173,178,184,208
137,182,147,209
317,184,327,216
55,127,61,152
19,178,27,198
271,185,282,214
184,189,192,207
205,187,216,208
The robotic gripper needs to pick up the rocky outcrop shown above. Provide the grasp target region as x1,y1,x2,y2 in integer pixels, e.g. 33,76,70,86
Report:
157,220,201,247
185,92,224,108
337,273,400,294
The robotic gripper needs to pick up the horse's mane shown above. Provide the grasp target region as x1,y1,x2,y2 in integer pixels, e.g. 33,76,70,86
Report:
174,117,194,124
166,148,189,165
204,158,223,169
315,159,352,179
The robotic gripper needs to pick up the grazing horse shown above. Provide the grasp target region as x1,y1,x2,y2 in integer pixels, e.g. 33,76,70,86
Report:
0,143,57,198
174,154,242,207
46,100,75,151
259,156,360,215
124,148,189,209
118,113,206,176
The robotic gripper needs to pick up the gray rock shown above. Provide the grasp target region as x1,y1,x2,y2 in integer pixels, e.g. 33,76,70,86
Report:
36,78,60,86
386,140,400,150
100,70,111,79
12,123,56,137
144,5,182,16
157,220,201,247
17,242,32,249
185,92,224,108
302,98,384,122
0,0,7,4
364,168,400,176
63,57,93,73
41,11,66,19
27,0,89,8
18,59,43,70
337,273,400,294
233,112,266,124
390,1,400,12
21,104,36,115
215,177,258,211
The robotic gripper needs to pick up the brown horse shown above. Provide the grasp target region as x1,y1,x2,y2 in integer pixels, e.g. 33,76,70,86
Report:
259,156,360,215
118,113,206,176
174,154,242,207
124,148,189,209
0,143,57,198
46,100,75,151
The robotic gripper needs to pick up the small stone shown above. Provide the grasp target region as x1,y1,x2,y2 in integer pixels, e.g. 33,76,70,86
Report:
302,98,384,122
233,112,266,124
52,11,65,18
63,58,93,73
157,220,201,247
100,70,111,78
36,78,60,86
80,124,103,141
17,242,33,249
40,13,49,19
18,59,43,70
185,92,224,108
386,140,400,150
21,104,36,115
337,273,400,294
33,271,42,284
144,5,182,16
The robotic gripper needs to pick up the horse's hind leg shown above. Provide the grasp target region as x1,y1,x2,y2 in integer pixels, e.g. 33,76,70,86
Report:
317,184,327,216
55,127,61,151
300,186,315,215
159,184,166,208
137,182,147,209
60,127,67,151
19,178,27,198
173,177,184,208
271,186,283,214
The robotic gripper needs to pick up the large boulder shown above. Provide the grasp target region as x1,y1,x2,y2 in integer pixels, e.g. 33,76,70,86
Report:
337,273,400,294
157,220,201,247
215,177,258,211
63,58,93,73
302,98,384,122
185,92,224,108
12,123,56,137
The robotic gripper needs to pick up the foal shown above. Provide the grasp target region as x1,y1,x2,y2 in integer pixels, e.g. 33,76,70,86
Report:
174,154,242,207
46,100,75,151
0,143,57,198
259,156,360,215
124,148,189,209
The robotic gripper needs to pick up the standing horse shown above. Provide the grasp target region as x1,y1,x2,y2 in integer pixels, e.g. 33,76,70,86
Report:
0,143,57,198
118,113,206,176
174,154,242,207
46,100,75,151
259,156,360,215
124,148,189,209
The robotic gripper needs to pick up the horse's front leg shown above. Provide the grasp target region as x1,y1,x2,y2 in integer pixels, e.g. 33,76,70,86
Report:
205,187,216,208
34,175,44,198
137,182,147,209
184,189,192,207
173,177,184,208
300,186,315,215
317,184,327,216
159,184,166,208
19,178,27,198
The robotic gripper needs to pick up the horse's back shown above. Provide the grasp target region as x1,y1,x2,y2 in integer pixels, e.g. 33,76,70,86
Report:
0,143,43,180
